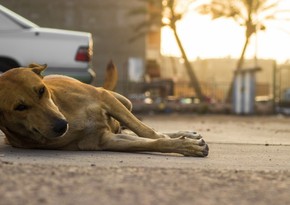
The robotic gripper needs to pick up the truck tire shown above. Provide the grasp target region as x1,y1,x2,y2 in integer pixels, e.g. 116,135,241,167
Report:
0,60,19,73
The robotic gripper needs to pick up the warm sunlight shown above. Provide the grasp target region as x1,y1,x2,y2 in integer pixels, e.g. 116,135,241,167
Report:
161,0,290,63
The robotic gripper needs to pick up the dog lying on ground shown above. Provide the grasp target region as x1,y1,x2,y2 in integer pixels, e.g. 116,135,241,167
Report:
0,63,208,157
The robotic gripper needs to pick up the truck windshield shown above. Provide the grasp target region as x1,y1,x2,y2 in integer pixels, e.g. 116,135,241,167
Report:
0,5,39,29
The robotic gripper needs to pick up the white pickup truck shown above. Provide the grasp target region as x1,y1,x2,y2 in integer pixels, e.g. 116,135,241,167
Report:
0,5,95,83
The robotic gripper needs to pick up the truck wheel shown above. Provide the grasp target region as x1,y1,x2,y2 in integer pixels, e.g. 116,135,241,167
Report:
0,61,16,73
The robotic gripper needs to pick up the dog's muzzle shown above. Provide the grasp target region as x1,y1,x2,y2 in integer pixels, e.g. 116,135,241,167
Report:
53,118,68,137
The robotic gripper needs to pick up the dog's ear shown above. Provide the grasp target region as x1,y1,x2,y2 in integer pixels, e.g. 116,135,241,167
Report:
29,63,47,76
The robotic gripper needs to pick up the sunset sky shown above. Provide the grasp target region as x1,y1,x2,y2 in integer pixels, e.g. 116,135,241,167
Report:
161,0,290,64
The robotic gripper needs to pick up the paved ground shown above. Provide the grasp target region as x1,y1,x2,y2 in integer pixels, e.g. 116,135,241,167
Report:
0,114,290,205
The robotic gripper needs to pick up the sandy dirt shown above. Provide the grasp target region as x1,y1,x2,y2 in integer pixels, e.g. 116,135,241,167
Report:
0,115,290,205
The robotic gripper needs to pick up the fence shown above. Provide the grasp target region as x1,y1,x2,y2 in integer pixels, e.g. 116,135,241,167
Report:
118,80,270,102
115,79,274,114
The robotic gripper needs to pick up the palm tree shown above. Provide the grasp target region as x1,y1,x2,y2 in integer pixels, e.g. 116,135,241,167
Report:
198,0,285,102
198,0,283,69
130,0,205,101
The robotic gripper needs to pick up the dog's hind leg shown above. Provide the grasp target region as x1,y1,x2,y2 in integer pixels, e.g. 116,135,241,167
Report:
101,89,208,156
100,132,208,157
109,91,132,111
101,90,165,139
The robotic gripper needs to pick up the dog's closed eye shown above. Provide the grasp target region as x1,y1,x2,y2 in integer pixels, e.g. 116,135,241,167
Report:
14,104,28,111
38,86,45,98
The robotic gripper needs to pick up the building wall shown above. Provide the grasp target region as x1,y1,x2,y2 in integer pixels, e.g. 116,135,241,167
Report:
0,0,147,90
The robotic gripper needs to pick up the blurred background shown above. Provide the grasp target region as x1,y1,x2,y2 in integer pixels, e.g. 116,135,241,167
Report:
1,0,290,115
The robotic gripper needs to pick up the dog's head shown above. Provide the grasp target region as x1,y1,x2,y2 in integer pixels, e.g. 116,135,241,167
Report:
0,64,68,147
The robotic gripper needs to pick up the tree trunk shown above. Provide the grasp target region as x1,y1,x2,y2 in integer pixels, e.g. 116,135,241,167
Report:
171,25,205,101
225,35,252,103
237,36,250,69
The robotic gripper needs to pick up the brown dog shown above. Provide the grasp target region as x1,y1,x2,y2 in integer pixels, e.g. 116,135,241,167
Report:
0,63,208,157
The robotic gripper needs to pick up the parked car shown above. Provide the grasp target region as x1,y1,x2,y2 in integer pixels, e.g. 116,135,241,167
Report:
0,4,95,83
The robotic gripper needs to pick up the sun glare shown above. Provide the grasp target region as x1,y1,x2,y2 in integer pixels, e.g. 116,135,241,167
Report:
161,1,290,63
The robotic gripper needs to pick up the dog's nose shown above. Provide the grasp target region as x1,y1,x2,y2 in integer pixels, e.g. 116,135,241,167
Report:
53,118,68,136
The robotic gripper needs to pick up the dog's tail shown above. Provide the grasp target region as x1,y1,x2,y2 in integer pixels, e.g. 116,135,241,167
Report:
103,60,118,91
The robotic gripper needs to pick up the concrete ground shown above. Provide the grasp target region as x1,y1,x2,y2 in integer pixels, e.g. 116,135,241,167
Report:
0,114,290,205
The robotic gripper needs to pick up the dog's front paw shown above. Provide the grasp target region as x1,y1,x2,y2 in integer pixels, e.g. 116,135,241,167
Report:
169,131,202,140
181,138,209,157
157,136,209,157
180,131,203,139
